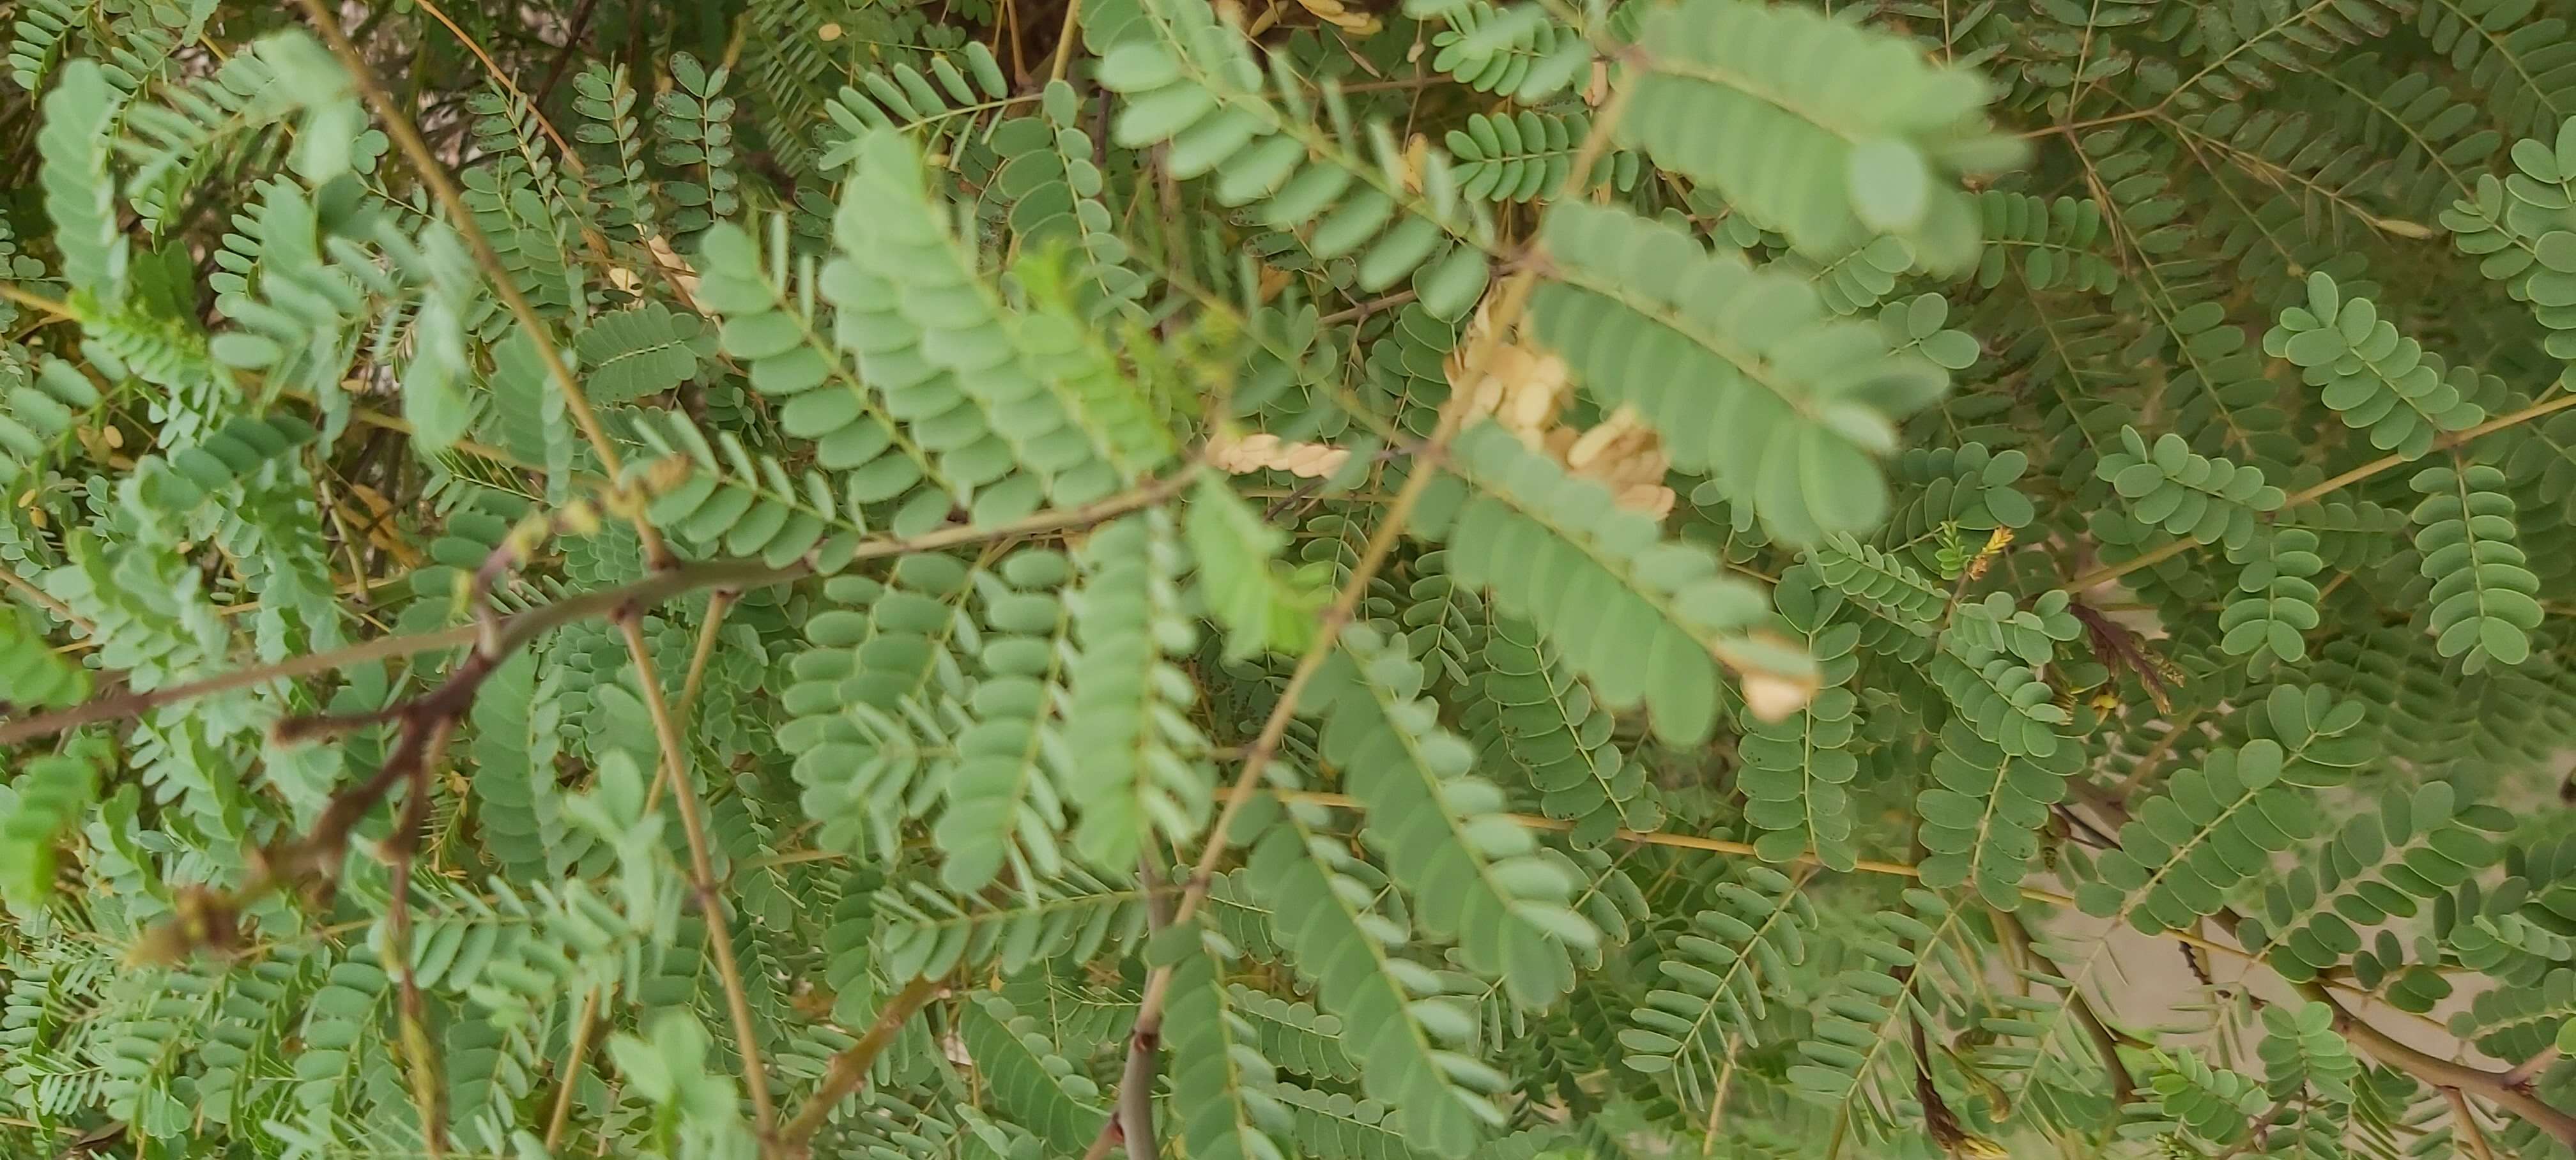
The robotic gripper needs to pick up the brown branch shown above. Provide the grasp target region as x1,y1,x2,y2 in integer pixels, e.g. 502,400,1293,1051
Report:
1315,288,1418,328
112,476,1183,960
407,0,582,162
646,588,736,817
1119,858,1172,1160
2301,982,2576,1147
615,613,779,1147
676,590,735,722
1,560,769,747
386,718,456,1159
1,475,1193,747
534,0,607,105
779,975,947,1151
130,615,521,963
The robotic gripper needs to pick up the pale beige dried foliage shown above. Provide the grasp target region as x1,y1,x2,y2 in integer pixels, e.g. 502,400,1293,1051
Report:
1545,407,1674,518
1205,307,1673,512
1447,302,1676,517
1398,134,1431,195
1209,432,1351,479
1448,303,1573,439
1444,304,1798,714
1736,664,1820,723
1293,0,1382,34
608,234,707,314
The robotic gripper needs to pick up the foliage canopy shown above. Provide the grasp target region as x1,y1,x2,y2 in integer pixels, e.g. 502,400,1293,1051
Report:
6,0,2576,1157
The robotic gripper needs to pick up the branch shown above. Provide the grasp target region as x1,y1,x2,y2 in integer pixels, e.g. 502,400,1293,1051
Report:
645,588,735,818
1120,858,1174,1160
0,561,90,631
545,987,607,1149
0,281,74,323
676,590,735,722
1273,790,1974,889
0,560,773,747
616,613,779,1146
2301,982,2576,1147
2447,1087,2499,1160
534,0,608,106
385,717,456,1159
0,474,1193,747
779,975,946,1152
128,613,515,963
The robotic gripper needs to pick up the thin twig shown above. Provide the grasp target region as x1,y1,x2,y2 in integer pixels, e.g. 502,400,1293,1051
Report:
1556,79,1634,204
407,0,582,161
1699,1045,1738,1154
779,976,947,1150
0,562,89,630
1,565,722,747
616,614,779,1148
288,388,544,473
386,719,457,1160
1119,858,1170,1160
1315,288,1418,327
1048,0,1085,82
546,987,606,1149
677,590,735,722
1275,790,1959,884
2108,706,2201,801
534,0,607,105
2063,390,2576,593
0,282,74,321
2505,1045,2563,1091
644,588,738,817
1287,790,2442,1006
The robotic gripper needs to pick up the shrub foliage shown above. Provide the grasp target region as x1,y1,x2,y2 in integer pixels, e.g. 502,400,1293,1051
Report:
5,0,2576,1157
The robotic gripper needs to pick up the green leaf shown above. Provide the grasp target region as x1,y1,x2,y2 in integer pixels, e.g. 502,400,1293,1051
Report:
38,61,128,300
1184,476,1326,660
1532,202,1950,546
1429,421,1809,744
960,994,1112,1150
1847,140,1931,232
0,747,99,907
1616,0,2018,271
575,301,709,404
1308,625,1596,1006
